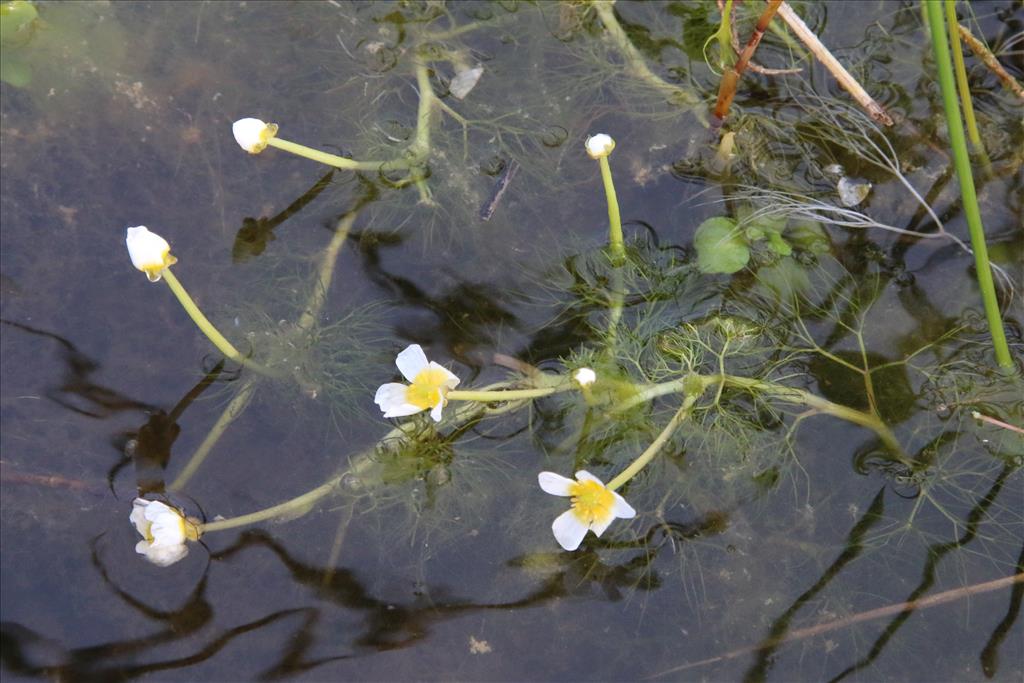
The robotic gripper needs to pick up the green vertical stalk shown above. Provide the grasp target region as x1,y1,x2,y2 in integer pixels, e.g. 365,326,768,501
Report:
923,1,1012,369
598,156,625,264
943,1,982,151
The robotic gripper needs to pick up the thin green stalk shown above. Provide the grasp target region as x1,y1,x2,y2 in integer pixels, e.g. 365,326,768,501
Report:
924,1,1012,369
606,393,698,491
447,386,565,402
169,378,257,491
161,269,281,378
598,155,625,264
200,474,343,533
266,137,397,171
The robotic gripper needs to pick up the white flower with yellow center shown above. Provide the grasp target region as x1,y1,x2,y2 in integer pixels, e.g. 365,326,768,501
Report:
125,226,178,282
374,344,460,422
538,470,635,551
585,133,616,159
129,498,199,567
232,117,279,154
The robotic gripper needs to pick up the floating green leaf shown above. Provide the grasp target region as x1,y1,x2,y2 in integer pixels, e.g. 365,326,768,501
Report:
695,216,749,274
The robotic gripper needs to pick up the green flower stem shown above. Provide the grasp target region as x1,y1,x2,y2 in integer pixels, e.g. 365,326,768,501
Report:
161,269,281,378
607,392,699,491
924,1,1012,369
598,155,625,264
447,386,565,402
199,473,343,534
169,378,256,492
266,137,399,172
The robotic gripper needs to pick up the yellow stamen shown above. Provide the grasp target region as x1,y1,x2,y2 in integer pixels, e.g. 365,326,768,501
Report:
405,367,452,409
569,479,614,525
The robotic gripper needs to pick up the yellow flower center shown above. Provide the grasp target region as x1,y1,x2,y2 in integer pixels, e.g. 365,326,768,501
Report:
569,479,614,525
406,367,452,410
143,250,178,282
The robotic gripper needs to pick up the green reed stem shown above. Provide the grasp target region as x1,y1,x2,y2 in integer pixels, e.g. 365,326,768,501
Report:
943,1,982,150
924,0,1012,369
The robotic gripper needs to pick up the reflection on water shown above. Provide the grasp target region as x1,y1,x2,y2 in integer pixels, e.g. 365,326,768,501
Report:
2,1,1022,681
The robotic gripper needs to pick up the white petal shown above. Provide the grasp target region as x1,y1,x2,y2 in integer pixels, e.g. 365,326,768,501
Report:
589,510,617,538
374,383,422,418
146,503,187,546
129,498,151,537
429,401,445,422
427,361,461,390
574,470,605,486
611,491,636,519
551,509,589,551
395,344,429,382
538,472,575,496
142,542,189,567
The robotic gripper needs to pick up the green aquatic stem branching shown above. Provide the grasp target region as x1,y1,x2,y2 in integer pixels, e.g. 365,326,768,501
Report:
612,372,908,463
924,0,1012,369
161,269,282,378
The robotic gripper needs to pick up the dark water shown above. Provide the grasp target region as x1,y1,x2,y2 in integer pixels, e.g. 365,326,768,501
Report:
2,2,1022,681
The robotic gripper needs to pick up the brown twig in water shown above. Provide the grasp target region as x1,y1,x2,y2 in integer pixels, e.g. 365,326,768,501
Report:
716,0,802,76
648,571,1024,678
711,0,785,132
957,23,1024,100
775,1,894,126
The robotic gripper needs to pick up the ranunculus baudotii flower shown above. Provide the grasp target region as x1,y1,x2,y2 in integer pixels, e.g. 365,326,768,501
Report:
538,470,635,551
130,498,199,567
125,226,177,282
232,117,279,154
374,344,460,422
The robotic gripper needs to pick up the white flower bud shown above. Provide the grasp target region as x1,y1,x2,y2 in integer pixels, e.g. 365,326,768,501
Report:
232,117,279,154
125,226,177,282
585,133,616,159
573,367,597,386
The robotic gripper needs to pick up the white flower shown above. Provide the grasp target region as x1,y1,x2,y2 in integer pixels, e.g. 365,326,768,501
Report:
538,470,635,551
125,226,177,282
573,367,597,386
374,344,460,422
130,498,198,567
232,117,279,154
585,133,616,159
